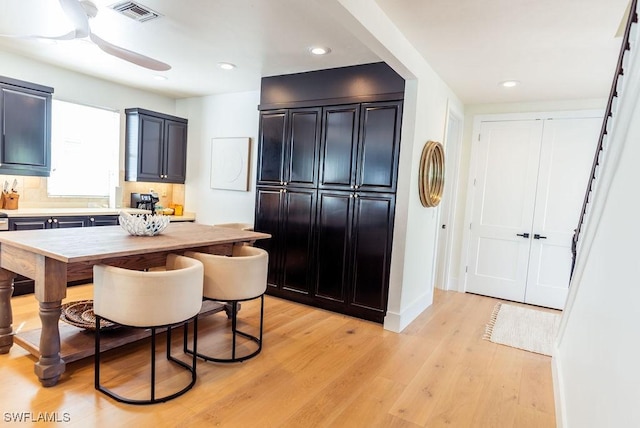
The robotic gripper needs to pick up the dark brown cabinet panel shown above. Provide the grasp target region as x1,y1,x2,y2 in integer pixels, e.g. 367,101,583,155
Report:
314,191,395,321
356,101,403,192
257,108,321,188
315,191,352,303
255,186,316,297
319,101,402,192
319,104,359,189
257,111,287,185
125,108,188,184
0,76,53,177
350,193,395,316
254,187,283,289
90,215,119,226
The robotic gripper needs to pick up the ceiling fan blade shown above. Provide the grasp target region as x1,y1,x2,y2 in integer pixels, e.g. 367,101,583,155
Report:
0,31,76,41
89,33,171,71
58,0,89,38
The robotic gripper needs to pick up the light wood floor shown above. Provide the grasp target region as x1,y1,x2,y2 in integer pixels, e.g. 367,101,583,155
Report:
0,285,556,427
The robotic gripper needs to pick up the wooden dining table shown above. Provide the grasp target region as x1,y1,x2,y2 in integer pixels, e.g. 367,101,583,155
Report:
0,222,269,387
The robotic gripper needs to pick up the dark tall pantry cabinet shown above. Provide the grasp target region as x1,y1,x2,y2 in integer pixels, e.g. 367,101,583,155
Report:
254,63,404,322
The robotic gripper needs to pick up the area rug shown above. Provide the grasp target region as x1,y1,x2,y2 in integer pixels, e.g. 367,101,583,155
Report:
483,303,562,356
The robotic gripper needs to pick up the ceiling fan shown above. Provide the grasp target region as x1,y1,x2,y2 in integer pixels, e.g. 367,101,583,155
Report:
3,0,171,71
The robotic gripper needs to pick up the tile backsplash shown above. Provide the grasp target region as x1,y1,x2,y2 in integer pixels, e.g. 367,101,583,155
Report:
0,172,185,209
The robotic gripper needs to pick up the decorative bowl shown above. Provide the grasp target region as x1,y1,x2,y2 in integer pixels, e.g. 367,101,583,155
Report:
119,211,170,236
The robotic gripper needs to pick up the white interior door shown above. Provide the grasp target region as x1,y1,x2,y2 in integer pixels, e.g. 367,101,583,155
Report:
435,109,462,291
524,117,602,308
466,120,543,302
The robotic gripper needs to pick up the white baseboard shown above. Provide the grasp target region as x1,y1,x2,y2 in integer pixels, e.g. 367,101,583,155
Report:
383,290,433,332
552,345,567,428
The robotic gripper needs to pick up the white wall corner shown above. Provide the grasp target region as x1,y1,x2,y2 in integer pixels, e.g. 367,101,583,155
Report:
383,288,433,332
552,349,567,428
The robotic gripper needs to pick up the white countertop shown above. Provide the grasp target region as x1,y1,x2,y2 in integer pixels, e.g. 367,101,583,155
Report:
0,207,196,222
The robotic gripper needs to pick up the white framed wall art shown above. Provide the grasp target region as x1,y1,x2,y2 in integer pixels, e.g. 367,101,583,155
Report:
210,137,251,191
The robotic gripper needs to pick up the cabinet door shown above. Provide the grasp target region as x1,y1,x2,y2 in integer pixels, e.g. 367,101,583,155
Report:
280,188,316,295
350,193,395,317
315,190,352,304
136,114,165,181
52,216,89,228
285,108,321,187
254,187,284,290
8,217,50,230
319,104,359,189
257,111,287,185
90,215,119,226
356,101,402,192
0,87,50,175
164,119,187,183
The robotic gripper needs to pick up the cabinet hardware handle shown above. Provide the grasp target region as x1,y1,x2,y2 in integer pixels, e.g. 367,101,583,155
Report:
534,234,547,239
90,218,94,222
53,219,58,223
516,233,530,238
354,194,359,199
47,219,52,223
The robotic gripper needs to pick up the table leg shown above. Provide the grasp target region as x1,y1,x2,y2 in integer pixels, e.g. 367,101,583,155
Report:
0,269,16,354
34,301,66,387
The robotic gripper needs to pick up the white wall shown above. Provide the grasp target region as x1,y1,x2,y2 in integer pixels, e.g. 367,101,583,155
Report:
176,91,260,226
553,17,640,426
324,0,464,331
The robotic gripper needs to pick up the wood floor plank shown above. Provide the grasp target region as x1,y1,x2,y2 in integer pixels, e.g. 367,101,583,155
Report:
1,285,556,427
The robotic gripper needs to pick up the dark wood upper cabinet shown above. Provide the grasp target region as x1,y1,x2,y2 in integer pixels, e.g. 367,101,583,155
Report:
125,108,188,184
0,76,53,177
257,107,321,188
318,104,359,189
318,101,402,192
356,101,403,192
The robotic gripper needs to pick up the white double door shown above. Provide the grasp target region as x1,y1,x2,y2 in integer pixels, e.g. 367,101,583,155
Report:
465,113,601,309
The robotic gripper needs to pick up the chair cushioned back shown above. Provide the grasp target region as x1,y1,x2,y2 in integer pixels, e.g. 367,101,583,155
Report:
93,254,203,327
185,246,268,301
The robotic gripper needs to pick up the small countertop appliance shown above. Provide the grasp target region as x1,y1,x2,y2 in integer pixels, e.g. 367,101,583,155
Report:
130,193,159,212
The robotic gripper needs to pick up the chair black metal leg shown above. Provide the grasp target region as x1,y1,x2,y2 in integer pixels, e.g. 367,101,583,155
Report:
150,327,156,402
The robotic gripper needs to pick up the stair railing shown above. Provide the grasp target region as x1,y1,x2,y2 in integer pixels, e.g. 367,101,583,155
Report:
571,0,638,278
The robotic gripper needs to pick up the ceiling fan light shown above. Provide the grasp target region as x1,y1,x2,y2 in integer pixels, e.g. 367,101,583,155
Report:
218,62,236,70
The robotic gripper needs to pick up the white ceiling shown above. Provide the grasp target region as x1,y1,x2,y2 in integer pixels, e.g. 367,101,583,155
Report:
0,0,631,104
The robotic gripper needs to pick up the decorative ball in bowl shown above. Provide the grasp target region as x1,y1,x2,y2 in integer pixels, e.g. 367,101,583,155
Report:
119,211,170,236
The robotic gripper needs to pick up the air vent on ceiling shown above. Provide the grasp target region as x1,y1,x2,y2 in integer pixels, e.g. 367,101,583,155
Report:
109,1,162,23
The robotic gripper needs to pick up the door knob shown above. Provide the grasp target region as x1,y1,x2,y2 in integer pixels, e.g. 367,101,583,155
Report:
534,234,547,239
516,233,530,238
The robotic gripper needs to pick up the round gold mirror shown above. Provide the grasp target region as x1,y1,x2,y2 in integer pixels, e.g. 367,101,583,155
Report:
419,140,445,207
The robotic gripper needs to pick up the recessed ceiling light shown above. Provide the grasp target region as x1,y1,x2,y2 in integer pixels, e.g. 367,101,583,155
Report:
218,62,236,70
500,80,520,88
309,46,331,55
153,75,168,81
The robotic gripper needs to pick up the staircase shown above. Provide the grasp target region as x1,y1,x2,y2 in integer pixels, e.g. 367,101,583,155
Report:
571,0,639,277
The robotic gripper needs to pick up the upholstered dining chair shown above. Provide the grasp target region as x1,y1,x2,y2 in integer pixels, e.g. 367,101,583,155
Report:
214,222,254,231
93,254,204,405
184,246,268,363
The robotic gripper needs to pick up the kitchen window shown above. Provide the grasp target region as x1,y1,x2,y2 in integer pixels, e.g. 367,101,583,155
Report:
47,100,119,197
